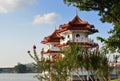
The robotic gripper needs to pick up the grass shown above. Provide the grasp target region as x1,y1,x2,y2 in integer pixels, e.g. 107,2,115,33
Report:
111,78,120,81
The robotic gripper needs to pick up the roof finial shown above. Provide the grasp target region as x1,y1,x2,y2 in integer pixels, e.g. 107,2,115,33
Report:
76,8,78,16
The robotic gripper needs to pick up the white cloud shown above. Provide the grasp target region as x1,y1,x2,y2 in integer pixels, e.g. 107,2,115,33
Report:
33,12,61,25
0,0,37,13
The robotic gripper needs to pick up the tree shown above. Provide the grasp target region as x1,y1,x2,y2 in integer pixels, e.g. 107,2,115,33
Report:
64,0,120,23
14,63,27,73
28,45,112,81
63,0,120,52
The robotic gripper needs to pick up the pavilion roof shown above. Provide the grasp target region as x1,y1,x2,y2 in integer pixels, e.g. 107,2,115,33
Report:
41,30,63,44
58,15,98,33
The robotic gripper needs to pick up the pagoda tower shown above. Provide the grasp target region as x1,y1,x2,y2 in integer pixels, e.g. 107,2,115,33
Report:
40,14,99,81
41,14,98,61
57,14,98,48
41,30,63,61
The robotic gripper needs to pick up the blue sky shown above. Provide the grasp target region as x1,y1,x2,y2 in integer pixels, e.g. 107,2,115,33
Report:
0,0,113,67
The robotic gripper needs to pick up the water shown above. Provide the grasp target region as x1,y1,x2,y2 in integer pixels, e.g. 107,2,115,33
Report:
0,73,39,81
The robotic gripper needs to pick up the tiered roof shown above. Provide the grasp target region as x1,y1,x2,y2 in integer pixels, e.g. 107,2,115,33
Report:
41,30,63,54
41,49,63,54
41,30,63,44
58,15,98,34
41,15,99,54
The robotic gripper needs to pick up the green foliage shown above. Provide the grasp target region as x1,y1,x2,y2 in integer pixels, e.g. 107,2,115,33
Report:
64,0,120,23
111,78,120,81
63,0,120,53
14,63,27,73
29,44,112,81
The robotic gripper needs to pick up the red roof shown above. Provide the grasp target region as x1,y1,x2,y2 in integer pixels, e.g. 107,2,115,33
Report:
58,15,98,33
41,30,63,44
41,49,63,54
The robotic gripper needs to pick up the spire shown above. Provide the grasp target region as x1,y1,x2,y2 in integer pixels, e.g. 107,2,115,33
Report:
76,8,78,16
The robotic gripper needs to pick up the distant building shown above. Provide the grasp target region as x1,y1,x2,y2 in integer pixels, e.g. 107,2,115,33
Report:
0,68,13,73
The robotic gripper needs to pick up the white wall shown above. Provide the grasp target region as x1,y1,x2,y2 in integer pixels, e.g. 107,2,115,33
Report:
47,43,60,51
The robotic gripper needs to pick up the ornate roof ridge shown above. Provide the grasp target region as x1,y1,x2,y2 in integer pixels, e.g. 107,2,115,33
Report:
41,29,63,44
48,30,61,38
69,15,88,25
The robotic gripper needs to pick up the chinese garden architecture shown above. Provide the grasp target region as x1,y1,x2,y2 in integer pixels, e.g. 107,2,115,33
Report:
41,14,98,61
40,14,99,81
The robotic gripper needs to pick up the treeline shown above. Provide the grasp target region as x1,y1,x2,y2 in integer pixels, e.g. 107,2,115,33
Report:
13,63,38,73
0,63,39,73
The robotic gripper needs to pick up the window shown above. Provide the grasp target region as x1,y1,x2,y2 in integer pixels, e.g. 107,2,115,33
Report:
85,35,88,38
68,35,70,38
54,44,56,47
76,34,80,37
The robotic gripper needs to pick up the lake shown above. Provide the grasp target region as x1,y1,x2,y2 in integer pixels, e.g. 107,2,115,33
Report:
0,73,119,81
0,73,39,81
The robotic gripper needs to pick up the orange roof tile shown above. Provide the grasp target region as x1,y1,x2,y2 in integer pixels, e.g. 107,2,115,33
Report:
41,49,63,54
41,30,63,44
69,15,88,24
58,15,98,34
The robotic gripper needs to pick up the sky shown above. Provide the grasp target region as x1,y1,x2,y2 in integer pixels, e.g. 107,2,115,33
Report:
0,0,113,68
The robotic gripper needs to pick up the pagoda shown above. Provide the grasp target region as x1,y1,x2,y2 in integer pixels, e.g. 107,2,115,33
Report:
57,14,98,48
41,30,64,61
41,14,98,61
